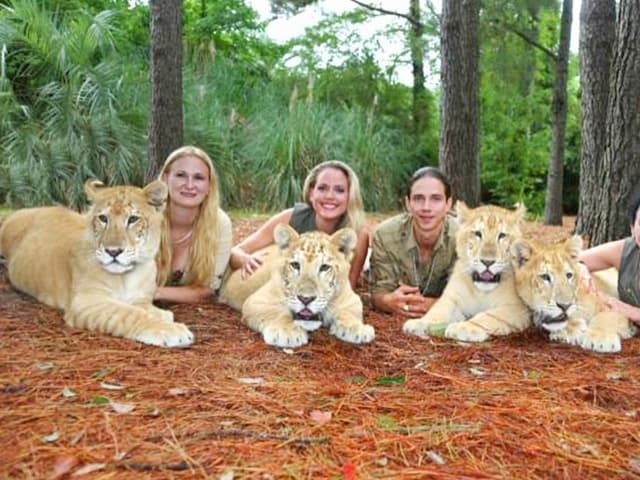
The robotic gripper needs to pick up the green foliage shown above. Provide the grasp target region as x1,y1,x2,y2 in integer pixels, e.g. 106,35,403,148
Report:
0,0,148,207
183,0,283,73
479,0,581,215
236,82,409,212
0,0,583,218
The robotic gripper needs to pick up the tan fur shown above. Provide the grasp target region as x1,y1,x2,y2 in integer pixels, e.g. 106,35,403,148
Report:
219,244,279,311
512,236,636,353
0,180,194,347
230,224,374,348
404,203,531,342
592,268,619,298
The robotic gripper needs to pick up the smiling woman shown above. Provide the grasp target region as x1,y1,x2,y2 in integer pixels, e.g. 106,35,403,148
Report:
225,160,369,290
154,146,233,304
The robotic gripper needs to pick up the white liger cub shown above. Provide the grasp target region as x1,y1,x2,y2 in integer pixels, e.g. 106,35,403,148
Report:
0,180,194,347
403,203,531,342
512,235,637,353
238,224,375,348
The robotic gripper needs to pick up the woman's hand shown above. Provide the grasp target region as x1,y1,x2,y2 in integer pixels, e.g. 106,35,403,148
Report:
238,249,270,279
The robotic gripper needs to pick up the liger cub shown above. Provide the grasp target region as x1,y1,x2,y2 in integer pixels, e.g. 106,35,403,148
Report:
223,223,375,348
0,180,194,348
403,203,531,342
512,235,637,353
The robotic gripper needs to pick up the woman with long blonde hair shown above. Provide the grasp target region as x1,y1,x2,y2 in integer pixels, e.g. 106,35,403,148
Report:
155,146,232,303
228,160,369,288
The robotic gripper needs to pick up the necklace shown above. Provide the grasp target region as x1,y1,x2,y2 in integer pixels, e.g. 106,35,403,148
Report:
172,229,193,245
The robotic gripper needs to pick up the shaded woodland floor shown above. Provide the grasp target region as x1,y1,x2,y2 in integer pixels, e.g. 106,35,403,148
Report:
1,216,639,479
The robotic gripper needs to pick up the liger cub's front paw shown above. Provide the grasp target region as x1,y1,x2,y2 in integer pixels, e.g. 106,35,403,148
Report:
330,322,374,344
403,318,432,337
262,323,309,348
549,330,577,345
577,329,621,353
155,307,175,323
444,321,489,342
135,321,194,348
549,317,586,345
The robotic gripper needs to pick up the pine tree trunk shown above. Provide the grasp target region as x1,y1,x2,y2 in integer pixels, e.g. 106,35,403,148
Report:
439,0,480,206
146,0,183,181
409,0,427,140
543,0,572,225
574,0,616,243
591,0,640,245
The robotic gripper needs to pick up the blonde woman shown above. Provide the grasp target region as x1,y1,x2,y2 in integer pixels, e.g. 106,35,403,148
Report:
229,160,369,288
155,146,232,303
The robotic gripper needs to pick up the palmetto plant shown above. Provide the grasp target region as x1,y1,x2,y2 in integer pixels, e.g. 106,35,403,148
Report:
0,0,147,207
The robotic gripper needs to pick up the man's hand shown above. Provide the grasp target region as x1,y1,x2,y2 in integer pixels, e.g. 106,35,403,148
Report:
385,283,434,318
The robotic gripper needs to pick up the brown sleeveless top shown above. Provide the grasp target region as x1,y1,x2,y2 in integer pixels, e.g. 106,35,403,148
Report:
618,237,640,306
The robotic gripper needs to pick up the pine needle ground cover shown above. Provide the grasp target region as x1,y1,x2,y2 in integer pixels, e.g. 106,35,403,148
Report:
1,217,639,480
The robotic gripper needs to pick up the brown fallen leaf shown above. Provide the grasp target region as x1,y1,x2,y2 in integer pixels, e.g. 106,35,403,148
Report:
309,410,332,425
50,455,79,480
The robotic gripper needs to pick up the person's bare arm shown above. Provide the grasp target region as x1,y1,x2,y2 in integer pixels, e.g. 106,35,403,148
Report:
348,227,370,288
229,209,293,275
154,285,213,304
603,296,640,324
578,239,625,272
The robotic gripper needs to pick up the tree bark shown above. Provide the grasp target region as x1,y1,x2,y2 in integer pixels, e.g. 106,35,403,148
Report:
543,0,572,225
574,0,616,241
591,0,640,244
146,0,184,181
439,0,480,206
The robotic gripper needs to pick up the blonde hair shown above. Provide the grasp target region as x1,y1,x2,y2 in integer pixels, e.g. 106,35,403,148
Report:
302,160,366,233
156,146,220,287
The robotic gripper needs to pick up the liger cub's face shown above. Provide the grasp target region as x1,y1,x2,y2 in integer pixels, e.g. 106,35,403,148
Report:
85,181,167,274
274,225,356,332
513,236,582,332
456,203,525,292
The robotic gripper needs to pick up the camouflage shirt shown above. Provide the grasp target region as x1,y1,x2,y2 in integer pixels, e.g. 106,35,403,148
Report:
369,213,458,297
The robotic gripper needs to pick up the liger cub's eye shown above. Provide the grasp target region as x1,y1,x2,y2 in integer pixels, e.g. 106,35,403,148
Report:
127,215,140,226
98,214,108,224
474,230,482,239
566,272,574,280
497,232,507,240
540,273,552,282
290,261,301,271
319,264,331,273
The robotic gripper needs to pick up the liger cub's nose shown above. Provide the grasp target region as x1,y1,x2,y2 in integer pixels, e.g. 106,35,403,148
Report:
481,259,494,269
298,295,316,306
556,302,571,312
106,248,123,259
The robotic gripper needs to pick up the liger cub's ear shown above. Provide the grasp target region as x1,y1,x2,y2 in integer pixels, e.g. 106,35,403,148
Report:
513,202,527,221
331,227,357,260
511,239,533,269
144,180,168,209
455,201,469,224
84,179,105,202
564,235,583,259
274,223,299,251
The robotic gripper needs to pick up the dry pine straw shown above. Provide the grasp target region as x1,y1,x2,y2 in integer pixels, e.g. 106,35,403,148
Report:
0,218,639,480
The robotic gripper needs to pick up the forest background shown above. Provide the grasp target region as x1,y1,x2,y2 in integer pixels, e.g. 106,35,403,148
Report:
0,0,635,240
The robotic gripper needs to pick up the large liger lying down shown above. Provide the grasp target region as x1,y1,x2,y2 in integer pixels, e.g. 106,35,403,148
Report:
0,180,194,348
404,202,531,342
221,224,375,348
512,236,636,353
